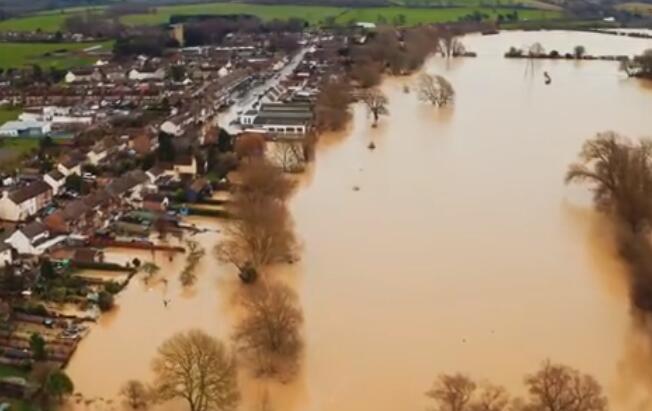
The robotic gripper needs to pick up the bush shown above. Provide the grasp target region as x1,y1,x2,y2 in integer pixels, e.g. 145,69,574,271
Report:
97,291,115,312
104,281,122,295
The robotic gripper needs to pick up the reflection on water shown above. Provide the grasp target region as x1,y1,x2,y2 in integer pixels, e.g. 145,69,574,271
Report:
67,31,652,411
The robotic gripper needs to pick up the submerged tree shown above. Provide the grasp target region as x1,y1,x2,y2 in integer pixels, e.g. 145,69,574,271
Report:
565,131,652,232
417,73,455,107
523,360,607,411
361,89,389,127
152,330,239,411
620,49,652,78
216,160,297,282
233,282,303,378
426,362,605,411
574,45,587,59
180,240,206,286
121,380,151,410
216,196,296,282
426,373,477,411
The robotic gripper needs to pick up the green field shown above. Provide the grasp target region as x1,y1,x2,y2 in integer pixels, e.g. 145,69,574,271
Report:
395,0,562,9
121,3,346,26
0,1,563,33
0,41,112,70
336,6,560,24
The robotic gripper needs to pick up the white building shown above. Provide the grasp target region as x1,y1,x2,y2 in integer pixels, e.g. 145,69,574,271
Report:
44,170,67,195
0,120,51,137
5,222,49,255
128,68,166,82
0,181,53,221
19,106,93,126
57,161,81,177
0,243,12,267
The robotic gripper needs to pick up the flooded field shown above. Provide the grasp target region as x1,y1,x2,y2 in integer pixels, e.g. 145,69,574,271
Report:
66,31,652,411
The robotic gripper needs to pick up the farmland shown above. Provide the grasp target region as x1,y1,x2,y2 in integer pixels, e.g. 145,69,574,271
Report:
0,41,112,70
120,3,346,26
615,2,652,15
0,1,564,33
335,6,560,24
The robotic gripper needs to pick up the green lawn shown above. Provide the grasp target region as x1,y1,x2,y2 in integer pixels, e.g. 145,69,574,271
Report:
0,364,28,379
0,41,112,70
0,107,21,126
337,6,560,24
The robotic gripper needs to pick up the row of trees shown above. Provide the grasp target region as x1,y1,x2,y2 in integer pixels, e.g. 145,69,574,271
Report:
428,361,607,411
565,132,652,310
620,49,652,79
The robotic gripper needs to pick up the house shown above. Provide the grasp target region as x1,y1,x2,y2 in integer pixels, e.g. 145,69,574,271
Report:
5,221,49,255
65,68,102,84
173,155,198,177
0,181,53,221
131,132,158,156
142,193,169,212
44,170,66,195
247,102,314,136
128,67,166,82
87,143,108,166
0,120,51,137
0,243,12,267
57,155,83,177
160,117,185,136
19,106,93,126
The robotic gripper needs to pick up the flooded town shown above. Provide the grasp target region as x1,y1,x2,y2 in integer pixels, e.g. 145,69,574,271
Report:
0,1,651,411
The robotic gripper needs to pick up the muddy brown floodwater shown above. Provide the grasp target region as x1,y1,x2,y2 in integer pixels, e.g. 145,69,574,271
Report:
66,31,652,411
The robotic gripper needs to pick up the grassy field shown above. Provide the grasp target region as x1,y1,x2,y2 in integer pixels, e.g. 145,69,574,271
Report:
121,3,346,26
395,0,562,10
0,107,21,126
0,1,563,32
0,41,111,70
336,6,560,24
0,364,28,379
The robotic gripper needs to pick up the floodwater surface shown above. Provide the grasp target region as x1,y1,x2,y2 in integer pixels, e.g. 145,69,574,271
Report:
66,31,652,411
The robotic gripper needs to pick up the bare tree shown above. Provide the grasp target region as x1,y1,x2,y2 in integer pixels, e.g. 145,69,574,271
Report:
417,73,455,107
237,159,296,202
523,360,607,411
426,373,477,411
234,133,266,160
120,380,151,410
152,330,239,411
440,31,463,58
216,196,296,282
361,89,389,127
270,140,306,173
529,42,546,57
565,131,652,232
217,160,297,282
470,384,510,411
233,281,303,378
315,79,352,132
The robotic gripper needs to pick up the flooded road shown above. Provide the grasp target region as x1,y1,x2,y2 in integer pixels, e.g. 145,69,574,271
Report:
67,31,652,411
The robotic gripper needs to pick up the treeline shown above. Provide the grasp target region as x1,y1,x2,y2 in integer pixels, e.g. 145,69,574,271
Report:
566,132,652,312
182,15,305,47
428,360,607,411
